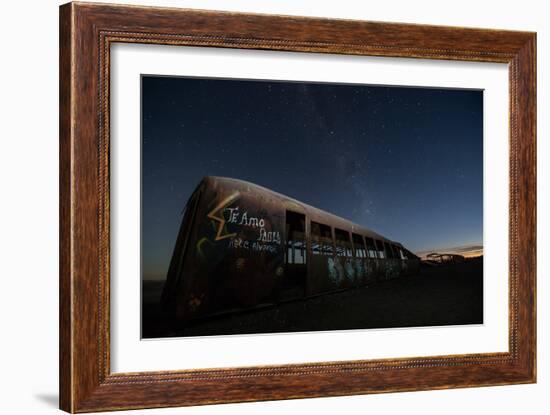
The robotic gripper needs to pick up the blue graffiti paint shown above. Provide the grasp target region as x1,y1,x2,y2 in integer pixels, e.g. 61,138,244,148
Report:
327,257,339,284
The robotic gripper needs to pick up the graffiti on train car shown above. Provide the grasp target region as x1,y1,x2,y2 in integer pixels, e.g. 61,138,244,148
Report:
228,237,279,253
205,192,240,242
225,206,282,246
224,204,282,254
326,257,378,286
197,192,283,259
327,257,354,285
385,260,400,279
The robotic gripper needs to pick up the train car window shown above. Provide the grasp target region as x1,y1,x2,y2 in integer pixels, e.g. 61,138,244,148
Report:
311,221,334,256
375,240,386,259
396,246,406,260
335,228,353,257
392,244,402,259
384,242,395,259
365,237,377,258
352,233,367,258
285,211,306,265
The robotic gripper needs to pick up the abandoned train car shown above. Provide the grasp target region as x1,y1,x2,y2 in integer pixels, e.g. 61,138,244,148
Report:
161,176,420,321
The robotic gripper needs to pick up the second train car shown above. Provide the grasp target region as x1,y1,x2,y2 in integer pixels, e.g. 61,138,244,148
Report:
161,176,420,321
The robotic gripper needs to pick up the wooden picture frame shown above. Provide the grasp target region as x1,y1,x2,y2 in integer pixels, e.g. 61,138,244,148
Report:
59,2,536,412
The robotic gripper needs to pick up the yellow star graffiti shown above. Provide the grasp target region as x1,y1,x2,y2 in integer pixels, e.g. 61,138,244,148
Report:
206,191,240,241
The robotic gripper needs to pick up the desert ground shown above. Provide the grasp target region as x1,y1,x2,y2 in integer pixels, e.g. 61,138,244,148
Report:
142,257,483,338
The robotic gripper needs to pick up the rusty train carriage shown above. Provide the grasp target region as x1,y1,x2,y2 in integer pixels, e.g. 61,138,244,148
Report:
161,176,420,321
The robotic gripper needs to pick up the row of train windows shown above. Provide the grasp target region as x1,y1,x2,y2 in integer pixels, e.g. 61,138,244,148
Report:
285,211,413,264
309,221,407,260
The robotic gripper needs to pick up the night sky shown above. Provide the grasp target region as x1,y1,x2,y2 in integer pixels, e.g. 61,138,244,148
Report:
142,76,483,281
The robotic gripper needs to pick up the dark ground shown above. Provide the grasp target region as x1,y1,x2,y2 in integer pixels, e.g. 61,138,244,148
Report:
142,257,483,339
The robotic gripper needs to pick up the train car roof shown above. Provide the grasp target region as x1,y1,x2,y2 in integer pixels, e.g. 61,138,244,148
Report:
201,176,402,247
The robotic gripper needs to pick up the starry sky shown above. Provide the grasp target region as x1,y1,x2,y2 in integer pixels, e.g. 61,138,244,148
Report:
142,75,483,281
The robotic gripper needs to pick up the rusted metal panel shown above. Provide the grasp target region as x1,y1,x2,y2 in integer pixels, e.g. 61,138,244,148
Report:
308,255,332,294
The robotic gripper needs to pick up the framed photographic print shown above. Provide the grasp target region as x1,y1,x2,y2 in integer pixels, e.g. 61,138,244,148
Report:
59,2,536,412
